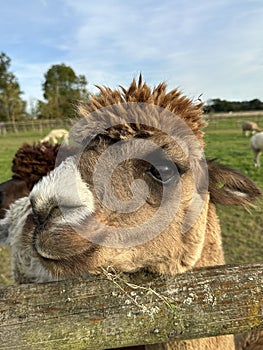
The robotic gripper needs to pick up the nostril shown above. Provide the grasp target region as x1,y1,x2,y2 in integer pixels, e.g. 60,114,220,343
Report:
32,209,48,226
49,206,62,219
31,205,62,227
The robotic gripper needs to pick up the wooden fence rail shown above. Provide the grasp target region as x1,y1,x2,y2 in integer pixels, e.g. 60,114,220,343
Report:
0,263,263,349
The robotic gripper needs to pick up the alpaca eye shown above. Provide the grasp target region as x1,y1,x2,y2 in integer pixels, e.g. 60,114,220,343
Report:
147,163,180,184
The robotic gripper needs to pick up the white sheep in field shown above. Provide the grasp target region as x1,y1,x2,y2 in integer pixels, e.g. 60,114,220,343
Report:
0,76,262,350
250,131,263,167
40,128,69,144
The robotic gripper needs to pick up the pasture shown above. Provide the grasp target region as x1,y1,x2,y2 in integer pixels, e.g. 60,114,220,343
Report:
0,117,262,285
204,118,263,265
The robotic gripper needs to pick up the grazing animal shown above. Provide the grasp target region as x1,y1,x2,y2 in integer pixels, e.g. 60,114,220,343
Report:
40,128,69,144
242,121,261,136
0,77,261,350
249,131,263,167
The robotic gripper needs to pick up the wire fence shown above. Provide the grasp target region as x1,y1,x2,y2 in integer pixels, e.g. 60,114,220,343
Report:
1,112,263,135
0,119,73,135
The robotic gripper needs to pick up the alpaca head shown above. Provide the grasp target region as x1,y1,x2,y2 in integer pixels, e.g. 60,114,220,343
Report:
0,77,261,283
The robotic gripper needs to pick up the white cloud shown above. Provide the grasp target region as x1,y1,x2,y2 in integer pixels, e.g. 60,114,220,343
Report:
62,0,263,100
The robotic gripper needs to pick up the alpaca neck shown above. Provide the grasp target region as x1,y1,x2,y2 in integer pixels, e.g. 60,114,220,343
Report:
145,204,235,350
195,202,226,268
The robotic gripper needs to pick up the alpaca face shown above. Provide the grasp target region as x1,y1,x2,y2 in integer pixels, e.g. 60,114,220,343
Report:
0,78,260,283
27,101,210,278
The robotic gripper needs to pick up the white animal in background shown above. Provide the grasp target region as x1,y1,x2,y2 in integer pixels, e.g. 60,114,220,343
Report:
41,129,69,144
250,131,263,167
242,121,261,136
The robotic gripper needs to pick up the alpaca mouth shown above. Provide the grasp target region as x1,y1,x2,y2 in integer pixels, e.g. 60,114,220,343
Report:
34,242,63,260
34,237,98,263
33,223,96,261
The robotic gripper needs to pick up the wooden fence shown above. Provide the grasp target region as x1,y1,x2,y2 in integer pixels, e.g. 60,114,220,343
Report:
0,263,262,349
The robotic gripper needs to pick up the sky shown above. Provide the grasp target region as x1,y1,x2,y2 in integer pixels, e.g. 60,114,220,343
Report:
1,0,263,107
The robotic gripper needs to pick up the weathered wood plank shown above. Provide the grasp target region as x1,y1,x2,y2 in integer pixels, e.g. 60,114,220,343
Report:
0,263,263,349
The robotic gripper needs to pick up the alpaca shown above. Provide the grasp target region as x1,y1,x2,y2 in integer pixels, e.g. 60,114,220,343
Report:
242,121,261,136
0,77,261,350
40,129,69,144
249,131,263,167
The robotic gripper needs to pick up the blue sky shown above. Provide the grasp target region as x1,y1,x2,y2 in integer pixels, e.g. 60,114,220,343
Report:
1,0,263,106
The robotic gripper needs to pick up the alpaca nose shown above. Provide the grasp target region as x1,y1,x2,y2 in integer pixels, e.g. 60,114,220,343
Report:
31,199,61,227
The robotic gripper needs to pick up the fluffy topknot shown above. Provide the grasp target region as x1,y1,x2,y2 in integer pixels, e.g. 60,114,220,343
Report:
12,142,60,189
75,75,205,145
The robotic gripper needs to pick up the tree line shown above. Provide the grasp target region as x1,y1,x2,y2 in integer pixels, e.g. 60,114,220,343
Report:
1,51,263,122
204,98,263,113
0,52,89,122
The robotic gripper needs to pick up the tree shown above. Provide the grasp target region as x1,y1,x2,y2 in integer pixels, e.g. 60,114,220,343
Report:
249,99,263,110
38,64,89,119
0,52,26,122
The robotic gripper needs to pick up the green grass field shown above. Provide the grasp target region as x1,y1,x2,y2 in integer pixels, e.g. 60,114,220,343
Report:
204,120,263,265
0,120,262,285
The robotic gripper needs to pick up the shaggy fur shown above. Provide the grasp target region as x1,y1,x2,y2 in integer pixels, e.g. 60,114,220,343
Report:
0,77,261,350
235,331,263,350
0,179,28,219
242,121,261,136
0,197,53,283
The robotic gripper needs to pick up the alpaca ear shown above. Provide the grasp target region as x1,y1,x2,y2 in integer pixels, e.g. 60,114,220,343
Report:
207,159,261,206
